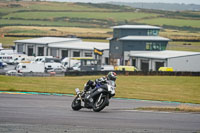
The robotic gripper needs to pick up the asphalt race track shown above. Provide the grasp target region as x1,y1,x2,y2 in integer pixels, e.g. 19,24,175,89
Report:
0,93,200,133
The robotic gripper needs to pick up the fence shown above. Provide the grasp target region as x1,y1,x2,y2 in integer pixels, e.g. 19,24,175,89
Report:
0,72,64,77
1,71,200,77
65,71,200,76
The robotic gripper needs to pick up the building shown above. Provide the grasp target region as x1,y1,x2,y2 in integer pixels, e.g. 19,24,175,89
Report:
109,25,200,72
109,25,170,65
15,37,109,65
129,50,200,72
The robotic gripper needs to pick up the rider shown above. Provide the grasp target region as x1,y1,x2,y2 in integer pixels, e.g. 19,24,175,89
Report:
84,72,117,92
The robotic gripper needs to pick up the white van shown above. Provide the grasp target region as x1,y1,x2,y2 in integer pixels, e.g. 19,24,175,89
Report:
45,62,65,71
16,63,45,73
61,57,93,69
0,55,13,64
61,57,80,69
32,56,53,63
13,55,34,64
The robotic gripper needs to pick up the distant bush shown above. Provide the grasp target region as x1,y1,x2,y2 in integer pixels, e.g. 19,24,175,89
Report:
76,2,129,10
163,25,200,32
7,4,22,8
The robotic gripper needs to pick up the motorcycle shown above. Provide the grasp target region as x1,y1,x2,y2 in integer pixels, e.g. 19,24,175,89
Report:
71,80,116,112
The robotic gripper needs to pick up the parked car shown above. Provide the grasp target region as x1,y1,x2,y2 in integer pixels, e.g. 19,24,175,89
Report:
6,70,22,76
115,66,138,71
61,57,92,69
47,67,65,73
0,62,7,68
158,67,173,72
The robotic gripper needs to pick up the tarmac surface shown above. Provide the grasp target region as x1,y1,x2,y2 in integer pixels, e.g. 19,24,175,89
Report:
0,93,200,133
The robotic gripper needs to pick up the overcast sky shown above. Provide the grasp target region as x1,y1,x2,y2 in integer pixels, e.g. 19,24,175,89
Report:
48,0,200,5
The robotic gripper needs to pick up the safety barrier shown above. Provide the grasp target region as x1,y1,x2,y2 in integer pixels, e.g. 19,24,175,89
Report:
64,71,200,76
1,71,200,77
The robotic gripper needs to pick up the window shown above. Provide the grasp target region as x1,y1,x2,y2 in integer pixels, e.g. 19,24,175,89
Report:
22,66,26,68
161,45,166,50
152,43,157,50
153,30,158,36
152,43,161,50
147,30,153,36
83,60,97,66
146,42,151,50
147,30,159,36
146,42,162,51
85,52,92,57
85,61,91,66
73,51,80,57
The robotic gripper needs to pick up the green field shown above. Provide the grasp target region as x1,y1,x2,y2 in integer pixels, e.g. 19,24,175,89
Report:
0,75,200,104
0,2,116,13
167,41,200,52
0,19,93,27
3,12,157,21
0,1,200,50
137,18,200,28
0,1,199,30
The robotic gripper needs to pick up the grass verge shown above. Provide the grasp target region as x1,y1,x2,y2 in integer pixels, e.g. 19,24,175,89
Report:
136,105,200,113
0,75,200,104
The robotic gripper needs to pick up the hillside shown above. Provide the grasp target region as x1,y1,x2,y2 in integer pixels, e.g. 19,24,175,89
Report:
0,1,200,50
110,2,200,11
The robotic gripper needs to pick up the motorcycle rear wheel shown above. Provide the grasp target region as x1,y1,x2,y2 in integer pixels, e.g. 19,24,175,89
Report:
71,96,82,111
93,94,108,112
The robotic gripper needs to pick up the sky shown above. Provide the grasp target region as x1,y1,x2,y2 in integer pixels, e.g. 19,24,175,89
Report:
47,0,200,5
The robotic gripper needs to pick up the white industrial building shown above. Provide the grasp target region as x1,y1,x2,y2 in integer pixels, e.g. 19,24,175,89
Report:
14,37,110,65
125,50,200,72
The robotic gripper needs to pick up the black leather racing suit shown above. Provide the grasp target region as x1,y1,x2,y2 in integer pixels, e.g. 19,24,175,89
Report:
84,76,107,92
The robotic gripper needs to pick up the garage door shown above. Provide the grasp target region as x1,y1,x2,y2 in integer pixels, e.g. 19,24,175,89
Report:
155,62,164,71
141,60,149,72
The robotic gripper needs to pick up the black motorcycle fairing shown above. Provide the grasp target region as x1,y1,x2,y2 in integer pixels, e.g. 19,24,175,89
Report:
87,87,108,99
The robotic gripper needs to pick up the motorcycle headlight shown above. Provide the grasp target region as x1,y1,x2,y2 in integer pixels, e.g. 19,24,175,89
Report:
84,83,87,87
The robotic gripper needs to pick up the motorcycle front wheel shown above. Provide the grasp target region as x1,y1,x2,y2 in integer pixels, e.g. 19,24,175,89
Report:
93,94,108,112
71,96,82,111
